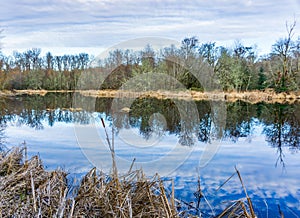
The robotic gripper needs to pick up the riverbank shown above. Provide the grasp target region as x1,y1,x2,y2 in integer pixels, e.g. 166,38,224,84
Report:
1,89,300,104
0,146,257,217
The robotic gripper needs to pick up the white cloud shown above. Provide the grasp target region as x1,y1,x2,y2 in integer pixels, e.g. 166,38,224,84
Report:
1,0,300,56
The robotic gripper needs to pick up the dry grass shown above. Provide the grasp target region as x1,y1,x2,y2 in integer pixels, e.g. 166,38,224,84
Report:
0,146,258,217
66,169,177,217
1,89,299,104
0,146,67,217
0,147,178,217
77,89,300,104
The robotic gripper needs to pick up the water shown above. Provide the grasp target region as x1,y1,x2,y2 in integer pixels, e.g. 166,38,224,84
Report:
1,93,299,217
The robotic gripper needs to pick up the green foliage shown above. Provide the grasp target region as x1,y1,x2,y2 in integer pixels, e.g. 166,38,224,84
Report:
215,48,235,91
25,70,43,89
257,67,267,90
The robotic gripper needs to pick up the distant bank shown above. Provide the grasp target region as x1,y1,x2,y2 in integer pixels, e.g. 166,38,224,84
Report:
1,89,299,104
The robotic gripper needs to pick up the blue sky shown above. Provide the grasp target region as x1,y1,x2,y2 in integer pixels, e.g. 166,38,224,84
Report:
0,0,299,56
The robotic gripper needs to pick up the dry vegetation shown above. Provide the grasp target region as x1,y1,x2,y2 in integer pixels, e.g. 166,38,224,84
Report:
1,89,299,104
0,147,178,217
0,146,259,217
79,89,300,104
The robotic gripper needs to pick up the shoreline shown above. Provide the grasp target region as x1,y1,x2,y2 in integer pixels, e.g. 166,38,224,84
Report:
0,146,257,217
1,89,300,104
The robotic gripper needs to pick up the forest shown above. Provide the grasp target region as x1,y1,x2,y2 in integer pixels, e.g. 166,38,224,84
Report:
0,22,299,93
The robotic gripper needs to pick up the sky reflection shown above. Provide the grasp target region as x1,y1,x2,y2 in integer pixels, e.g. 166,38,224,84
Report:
0,93,298,216
4,112,300,217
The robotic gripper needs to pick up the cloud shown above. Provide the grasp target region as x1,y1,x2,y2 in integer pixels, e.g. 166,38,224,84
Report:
1,0,299,55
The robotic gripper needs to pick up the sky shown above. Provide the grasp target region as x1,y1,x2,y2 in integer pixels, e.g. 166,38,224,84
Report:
0,0,300,57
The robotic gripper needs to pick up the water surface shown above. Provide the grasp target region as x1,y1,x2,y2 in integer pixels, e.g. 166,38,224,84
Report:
1,93,299,217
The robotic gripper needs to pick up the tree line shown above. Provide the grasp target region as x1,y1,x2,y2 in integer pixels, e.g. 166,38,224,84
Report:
0,48,90,90
0,21,299,92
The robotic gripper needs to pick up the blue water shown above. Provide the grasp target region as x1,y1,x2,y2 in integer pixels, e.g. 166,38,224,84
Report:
1,95,300,217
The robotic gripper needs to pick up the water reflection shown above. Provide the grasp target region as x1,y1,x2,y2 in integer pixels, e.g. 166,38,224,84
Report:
261,103,300,167
224,101,257,142
0,94,299,151
0,94,92,129
0,124,5,150
262,103,300,148
1,94,300,217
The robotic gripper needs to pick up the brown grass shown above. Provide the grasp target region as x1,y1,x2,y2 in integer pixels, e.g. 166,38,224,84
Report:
0,147,67,217
1,89,299,104
0,146,259,217
0,147,178,217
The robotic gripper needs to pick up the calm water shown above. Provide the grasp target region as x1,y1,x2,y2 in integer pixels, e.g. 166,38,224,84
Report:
1,93,299,217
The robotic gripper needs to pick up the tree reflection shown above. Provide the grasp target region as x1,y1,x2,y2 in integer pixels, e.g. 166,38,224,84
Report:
112,97,217,146
0,94,222,146
0,94,299,155
125,98,181,140
224,101,257,142
0,93,92,129
261,103,300,167
195,100,225,143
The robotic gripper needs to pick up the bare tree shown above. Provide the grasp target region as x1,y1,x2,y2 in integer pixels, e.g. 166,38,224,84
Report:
271,20,297,90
